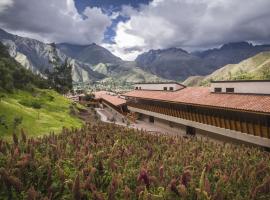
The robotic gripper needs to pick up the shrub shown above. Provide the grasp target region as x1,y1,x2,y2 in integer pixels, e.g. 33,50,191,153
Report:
18,99,42,109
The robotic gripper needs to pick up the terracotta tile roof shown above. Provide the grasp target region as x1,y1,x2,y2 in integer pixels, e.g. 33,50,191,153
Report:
94,91,126,107
123,87,270,114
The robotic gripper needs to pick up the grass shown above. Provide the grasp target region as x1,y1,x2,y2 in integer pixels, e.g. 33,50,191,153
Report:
0,89,83,138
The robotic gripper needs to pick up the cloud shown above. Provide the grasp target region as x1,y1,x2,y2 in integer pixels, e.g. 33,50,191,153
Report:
107,0,270,60
0,0,111,44
0,0,13,12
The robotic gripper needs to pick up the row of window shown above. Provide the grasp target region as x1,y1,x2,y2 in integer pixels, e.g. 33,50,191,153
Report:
164,87,174,91
135,87,174,91
214,87,234,93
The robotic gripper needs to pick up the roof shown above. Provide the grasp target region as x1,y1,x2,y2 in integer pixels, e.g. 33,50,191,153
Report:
94,91,126,107
123,87,270,114
134,82,186,87
211,80,270,83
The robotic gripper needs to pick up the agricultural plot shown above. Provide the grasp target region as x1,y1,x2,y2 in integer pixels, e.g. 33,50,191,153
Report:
0,122,269,199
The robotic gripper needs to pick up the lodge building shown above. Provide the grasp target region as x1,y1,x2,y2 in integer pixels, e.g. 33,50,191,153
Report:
124,81,270,148
94,91,127,115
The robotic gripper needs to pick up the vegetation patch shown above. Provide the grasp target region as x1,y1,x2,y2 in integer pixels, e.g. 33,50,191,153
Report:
0,122,269,199
0,89,83,138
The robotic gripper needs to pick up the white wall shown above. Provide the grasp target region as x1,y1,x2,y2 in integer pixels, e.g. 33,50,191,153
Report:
134,83,184,91
211,82,270,94
128,106,270,148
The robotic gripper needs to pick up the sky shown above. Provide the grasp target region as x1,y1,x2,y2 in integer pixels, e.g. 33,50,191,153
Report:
0,0,270,61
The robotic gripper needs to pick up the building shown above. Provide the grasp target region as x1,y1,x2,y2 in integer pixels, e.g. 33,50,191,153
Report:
94,91,127,115
124,81,270,148
134,82,185,91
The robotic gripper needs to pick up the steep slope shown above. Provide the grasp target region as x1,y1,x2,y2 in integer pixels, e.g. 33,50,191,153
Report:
0,28,104,83
182,76,205,86
136,42,270,81
57,43,122,65
0,43,82,137
194,42,270,70
0,42,48,91
185,51,270,86
0,29,163,84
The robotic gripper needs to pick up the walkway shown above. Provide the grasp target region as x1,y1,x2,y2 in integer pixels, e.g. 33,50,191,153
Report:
95,108,185,136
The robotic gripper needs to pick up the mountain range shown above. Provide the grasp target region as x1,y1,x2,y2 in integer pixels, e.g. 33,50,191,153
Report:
183,51,270,86
0,28,162,84
1,28,270,84
136,42,270,80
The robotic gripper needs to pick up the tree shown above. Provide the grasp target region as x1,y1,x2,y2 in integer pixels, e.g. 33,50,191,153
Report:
46,43,73,94
0,42,49,92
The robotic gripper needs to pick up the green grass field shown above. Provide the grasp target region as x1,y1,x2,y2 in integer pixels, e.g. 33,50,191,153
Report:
0,89,83,138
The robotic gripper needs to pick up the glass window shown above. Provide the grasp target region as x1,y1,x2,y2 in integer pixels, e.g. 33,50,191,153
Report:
226,88,234,93
214,88,222,92
163,87,167,90
169,87,174,91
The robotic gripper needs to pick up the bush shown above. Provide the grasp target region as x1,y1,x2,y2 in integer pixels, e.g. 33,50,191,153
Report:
31,101,42,109
0,115,8,129
13,116,23,129
18,99,42,109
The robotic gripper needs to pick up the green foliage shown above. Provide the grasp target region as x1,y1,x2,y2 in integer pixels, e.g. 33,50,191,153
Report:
0,122,269,199
18,99,42,109
0,115,8,129
0,89,83,138
13,116,23,130
0,42,49,92
46,43,73,94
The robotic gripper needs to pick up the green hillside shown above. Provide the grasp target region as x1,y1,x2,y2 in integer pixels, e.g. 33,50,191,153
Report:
0,42,83,138
183,51,270,86
0,89,83,138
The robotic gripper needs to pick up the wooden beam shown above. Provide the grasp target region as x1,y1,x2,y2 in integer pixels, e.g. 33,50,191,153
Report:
254,122,261,137
236,120,241,132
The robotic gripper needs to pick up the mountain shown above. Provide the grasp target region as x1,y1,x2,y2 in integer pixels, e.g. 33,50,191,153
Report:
136,42,270,81
57,43,164,83
0,41,49,91
0,28,162,84
0,28,104,83
183,51,270,86
135,48,207,81
182,76,205,87
56,43,122,65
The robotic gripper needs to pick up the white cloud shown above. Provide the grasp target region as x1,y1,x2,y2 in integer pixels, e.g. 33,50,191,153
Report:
0,0,111,44
0,0,13,12
107,0,270,60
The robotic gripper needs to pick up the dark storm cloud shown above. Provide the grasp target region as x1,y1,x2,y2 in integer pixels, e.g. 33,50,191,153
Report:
0,0,111,44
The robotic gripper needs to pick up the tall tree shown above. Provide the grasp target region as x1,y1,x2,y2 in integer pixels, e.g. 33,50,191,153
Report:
47,43,73,94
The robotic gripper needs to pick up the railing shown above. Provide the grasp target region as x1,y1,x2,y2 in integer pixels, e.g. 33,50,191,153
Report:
127,102,270,139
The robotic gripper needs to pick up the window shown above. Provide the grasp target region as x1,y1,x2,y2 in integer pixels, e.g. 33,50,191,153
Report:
226,88,234,93
139,87,142,90
135,87,138,90
214,87,222,93
163,87,167,90
169,87,174,91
